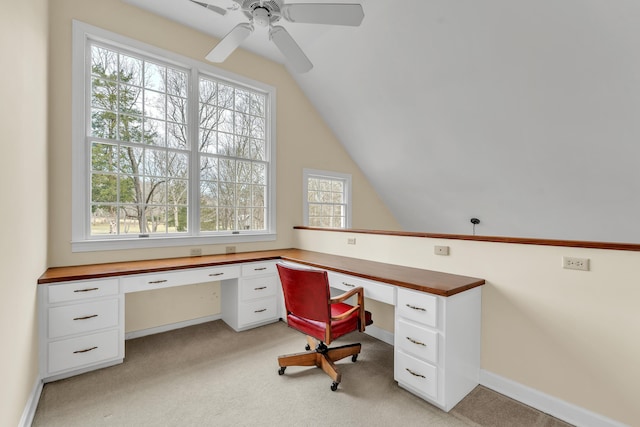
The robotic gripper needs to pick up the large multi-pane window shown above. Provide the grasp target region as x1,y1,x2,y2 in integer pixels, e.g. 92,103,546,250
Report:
72,22,275,251
198,76,267,232
303,169,352,228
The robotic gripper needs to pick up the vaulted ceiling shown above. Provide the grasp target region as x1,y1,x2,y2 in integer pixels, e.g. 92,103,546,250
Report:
124,0,640,243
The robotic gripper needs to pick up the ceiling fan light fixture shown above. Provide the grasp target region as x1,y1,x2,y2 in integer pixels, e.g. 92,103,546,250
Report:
252,7,271,27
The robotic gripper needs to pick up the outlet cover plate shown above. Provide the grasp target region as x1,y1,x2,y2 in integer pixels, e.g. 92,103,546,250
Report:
563,256,589,271
434,245,450,256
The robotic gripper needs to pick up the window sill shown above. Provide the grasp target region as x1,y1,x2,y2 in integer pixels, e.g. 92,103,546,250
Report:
71,233,277,253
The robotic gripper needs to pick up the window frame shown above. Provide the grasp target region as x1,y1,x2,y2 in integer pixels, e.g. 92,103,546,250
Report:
71,21,276,252
303,169,352,229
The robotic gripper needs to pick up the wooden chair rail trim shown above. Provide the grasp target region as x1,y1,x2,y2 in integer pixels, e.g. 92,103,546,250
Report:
294,226,640,252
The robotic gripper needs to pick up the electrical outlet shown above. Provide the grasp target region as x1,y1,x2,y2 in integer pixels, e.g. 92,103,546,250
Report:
226,246,236,254
347,238,356,245
434,245,450,256
190,248,202,256
563,256,589,271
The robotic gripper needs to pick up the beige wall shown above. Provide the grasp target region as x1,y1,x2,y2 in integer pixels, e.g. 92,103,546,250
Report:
294,228,640,426
48,0,399,332
0,0,49,425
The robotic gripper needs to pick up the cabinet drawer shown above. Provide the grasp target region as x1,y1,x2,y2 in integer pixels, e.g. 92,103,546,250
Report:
240,275,278,301
48,299,119,339
48,279,119,304
121,265,240,293
238,297,278,326
328,272,395,305
48,329,120,374
395,350,438,401
397,288,438,328
241,261,278,277
396,318,439,364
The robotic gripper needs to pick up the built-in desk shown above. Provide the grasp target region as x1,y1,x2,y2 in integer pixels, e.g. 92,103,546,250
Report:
38,249,484,412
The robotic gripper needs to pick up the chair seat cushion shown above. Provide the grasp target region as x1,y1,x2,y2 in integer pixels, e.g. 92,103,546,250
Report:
287,302,373,343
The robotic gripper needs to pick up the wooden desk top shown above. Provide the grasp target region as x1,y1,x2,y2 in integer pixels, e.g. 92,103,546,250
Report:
38,249,484,297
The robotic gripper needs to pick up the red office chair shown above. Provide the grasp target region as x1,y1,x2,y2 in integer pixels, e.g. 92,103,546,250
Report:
276,263,373,391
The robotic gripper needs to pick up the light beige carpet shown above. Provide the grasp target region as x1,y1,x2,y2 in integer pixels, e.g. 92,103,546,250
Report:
33,320,572,427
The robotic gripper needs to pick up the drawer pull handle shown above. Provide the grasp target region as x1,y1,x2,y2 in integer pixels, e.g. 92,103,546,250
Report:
73,346,98,354
405,368,426,379
209,272,224,277
342,282,356,288
254,308,267,313
406,337,426,347
73,288,99,293
254,267,267,271
148,280,168,284
254,286,267,290
406,304,426,312
73,314,98,321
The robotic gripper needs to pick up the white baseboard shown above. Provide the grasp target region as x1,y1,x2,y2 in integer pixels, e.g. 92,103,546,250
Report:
480,370,628,427
365,325,394,346
125,314,221,340
19,377,43,427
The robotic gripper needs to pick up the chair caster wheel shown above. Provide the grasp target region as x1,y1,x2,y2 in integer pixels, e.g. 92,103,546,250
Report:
330,381,339,391
278,367,286,375
352,354,358,362
305,344,311,351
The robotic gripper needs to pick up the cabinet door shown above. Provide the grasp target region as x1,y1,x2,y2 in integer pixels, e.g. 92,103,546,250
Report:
241,261,278,277
238,297,278,326
48,329,120,374
396,318,438,364
327,272,395,305
240,275,279,301
121,265,240,293
48,299,119,339
48,279,119,304
397,288,438,328
395,350,438,401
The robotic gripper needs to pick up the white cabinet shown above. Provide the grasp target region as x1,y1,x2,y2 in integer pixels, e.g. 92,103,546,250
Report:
221,261,281,331
39,278,124,381
394,286,481,412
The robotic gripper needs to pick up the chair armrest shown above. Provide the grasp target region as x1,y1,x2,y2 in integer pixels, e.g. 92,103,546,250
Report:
330,286,366,332
330,286,363,304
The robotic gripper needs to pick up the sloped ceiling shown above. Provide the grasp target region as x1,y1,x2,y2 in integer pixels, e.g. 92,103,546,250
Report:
124,0,640,243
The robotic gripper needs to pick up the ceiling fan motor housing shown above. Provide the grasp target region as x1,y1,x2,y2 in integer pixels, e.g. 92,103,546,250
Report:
239,0,283,25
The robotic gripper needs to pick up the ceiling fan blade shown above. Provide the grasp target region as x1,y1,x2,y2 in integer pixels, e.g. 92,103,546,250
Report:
280,3,364,26
191,0,240,15
189,0,227,15
269,26,313,73
205,23,253,63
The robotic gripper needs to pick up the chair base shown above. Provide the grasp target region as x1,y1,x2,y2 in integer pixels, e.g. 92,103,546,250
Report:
277,336,361,390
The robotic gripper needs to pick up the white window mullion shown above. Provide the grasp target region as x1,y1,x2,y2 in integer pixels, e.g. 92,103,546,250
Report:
189,69,200,236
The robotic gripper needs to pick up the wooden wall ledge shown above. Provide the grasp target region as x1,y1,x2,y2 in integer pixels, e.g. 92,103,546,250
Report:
294,226,640,252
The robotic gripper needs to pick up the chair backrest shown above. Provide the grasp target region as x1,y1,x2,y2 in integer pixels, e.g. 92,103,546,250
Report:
277,264,331,323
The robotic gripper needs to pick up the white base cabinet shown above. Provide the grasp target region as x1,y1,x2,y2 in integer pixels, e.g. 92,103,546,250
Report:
221,261,282,332
394,286,482,412
39,278,124,382
38,253,482,413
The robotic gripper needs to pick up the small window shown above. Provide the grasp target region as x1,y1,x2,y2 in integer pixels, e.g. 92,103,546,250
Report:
303,169,351,228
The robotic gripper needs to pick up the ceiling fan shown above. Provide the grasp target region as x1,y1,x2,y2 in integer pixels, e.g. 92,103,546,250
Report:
189,0,365,73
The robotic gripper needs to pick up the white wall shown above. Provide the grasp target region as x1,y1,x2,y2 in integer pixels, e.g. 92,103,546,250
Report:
0,1,48,425
294,228,639,426
292,0,640,244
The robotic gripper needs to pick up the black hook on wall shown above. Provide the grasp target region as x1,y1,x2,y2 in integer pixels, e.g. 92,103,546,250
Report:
470,218,480,235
